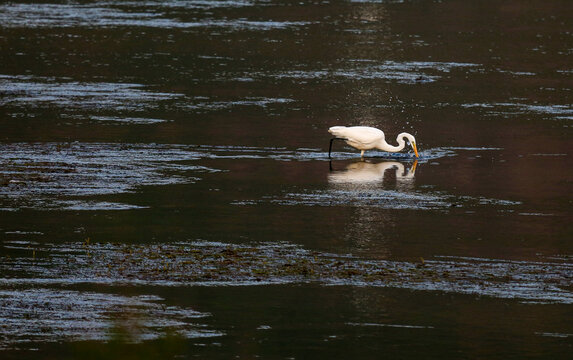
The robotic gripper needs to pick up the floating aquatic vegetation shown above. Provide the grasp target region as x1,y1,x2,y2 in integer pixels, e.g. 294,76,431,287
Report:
1,240,571,304
0,287,221,350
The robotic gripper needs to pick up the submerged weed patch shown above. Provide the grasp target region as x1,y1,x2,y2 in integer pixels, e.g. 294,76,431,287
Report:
1,240,571,304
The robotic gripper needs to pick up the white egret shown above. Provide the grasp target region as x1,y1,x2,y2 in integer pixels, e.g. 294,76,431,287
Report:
328,126,419,158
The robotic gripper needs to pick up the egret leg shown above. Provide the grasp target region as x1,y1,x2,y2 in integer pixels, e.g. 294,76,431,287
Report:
329,138,343,158
360,150,365,158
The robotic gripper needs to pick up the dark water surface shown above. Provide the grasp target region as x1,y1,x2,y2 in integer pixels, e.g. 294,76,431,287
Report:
1,0,572,358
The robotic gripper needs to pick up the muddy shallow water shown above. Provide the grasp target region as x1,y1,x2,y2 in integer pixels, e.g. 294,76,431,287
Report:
1,0,572,358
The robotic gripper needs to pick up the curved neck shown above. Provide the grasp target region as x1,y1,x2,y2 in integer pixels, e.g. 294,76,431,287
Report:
376,135,406,152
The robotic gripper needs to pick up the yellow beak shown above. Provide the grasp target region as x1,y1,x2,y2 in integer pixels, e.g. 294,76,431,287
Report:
412,142,419,158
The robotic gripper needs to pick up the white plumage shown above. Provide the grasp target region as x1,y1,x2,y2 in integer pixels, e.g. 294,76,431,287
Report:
328,126,419,158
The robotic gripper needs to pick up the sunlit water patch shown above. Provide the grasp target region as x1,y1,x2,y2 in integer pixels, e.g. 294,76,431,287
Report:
0,75,295,117
244,188,520,211
0,143,486,211
1,240,571,304
535,332,573,338
347,322,434,330
233,147,518,211
0,142,219,211
189,145,455,162
0,2,309,30
89,116,169,125
461,102,573,120
184,96,295,113
258,189,448,210
264,60,479,84
109,0,267,10
0,287,221,350
328,147,456,162
0,75,183,113
0,142,350,210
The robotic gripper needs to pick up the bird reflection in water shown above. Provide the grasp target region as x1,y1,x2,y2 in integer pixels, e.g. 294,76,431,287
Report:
329,159,418,190
327,159,418,258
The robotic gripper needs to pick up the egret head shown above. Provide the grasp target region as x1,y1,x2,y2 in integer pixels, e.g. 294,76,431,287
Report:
401,133,419,158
